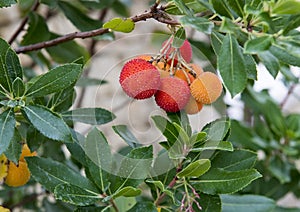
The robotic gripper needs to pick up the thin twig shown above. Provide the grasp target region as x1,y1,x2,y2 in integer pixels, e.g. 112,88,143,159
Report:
15,4,180,54
280,84,297,108
8,0,40,44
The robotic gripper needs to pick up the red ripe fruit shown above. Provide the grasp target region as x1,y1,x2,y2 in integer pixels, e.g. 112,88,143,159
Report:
155,77,190,112
119,59,161,99
162,39,193,63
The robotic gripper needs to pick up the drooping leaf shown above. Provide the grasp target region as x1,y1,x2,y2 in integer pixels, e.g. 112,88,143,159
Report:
211,0,233,19
21,105,73,143
165,0,207,15
172,0,194,16
191,168,262,194
58,1,102,32
258,51,280,78
269,41,300,67
180,16,214,34
221,194,276,212
112,125,142,148
199,193,222,211
103,18,135,33
61,108,115,125
127,201,157,212
211,31,224,56
0,0,17,8
177,159,211,178
192,140,233,152
76,77,107,87
4,128,22,164
25,63,83,97
54,183,101,206
244,36,274,54
226,0,245,17
167,111,191,136
0,38,11,92
0,109,15,155
66,130,87,166
244,53,257,80
218,33,247,96
283,14,300,35
84,128,112,192
21,12,50,45
26,156,98,193
272,0,300,15
202,117,231,142
5,48,23,82
49,87,76,112
268,155,291,184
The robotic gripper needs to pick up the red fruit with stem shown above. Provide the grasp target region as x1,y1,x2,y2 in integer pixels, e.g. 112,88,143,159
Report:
155,77,190,112
119,59,161,99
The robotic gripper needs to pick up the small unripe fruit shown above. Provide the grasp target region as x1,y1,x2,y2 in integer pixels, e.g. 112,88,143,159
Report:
184,96,203,115
155,77,190,112
190,72,222,104
19,144,37,162
120,59,161,99
162,39,193,63
5,161,30,187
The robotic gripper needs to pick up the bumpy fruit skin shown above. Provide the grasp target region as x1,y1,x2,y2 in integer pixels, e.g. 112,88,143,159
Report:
19,144,37,162
5,161,30,187
119,59,161,99
184,96,203,115
174,69,194,84
190,72,223,104
155,77,190,112
162,39,193,63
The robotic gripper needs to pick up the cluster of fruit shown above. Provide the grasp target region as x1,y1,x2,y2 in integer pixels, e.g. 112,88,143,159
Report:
0,144,36,187
119,37,223,114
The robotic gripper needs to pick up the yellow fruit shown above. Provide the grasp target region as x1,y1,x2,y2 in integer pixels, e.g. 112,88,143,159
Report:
157,207,161,212
188,63,203,77
5,161,30,187
19,144,37,162
174,69,194,84
0,154,8,184
0,206,10,212
184,96,203,115
190,72,222,104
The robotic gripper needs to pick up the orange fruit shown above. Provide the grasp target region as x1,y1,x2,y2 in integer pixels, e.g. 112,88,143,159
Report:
5,161,30,187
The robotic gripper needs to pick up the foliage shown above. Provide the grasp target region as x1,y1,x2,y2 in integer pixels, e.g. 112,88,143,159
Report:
0,0,300,211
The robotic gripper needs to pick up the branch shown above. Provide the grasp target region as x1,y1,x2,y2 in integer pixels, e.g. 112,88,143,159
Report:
15,4,180,54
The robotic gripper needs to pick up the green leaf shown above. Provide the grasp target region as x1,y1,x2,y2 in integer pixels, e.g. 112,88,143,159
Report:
202,117,231,142
5,48,23,82
145,180,175,203
192,141,233,152
221,194,276,212
268,155,291,184
165,0,207,15
244,36,273,54
173,27,186,48
0,109,16,155
269,41,300,67
226,0,245,17
211,149,257,171
113,186,141,198
167,111,191,137
4,128,22,164
272,0,300,15
200,193,222,211
103,18,135,33
191,168,262,194
173,0,193,16
0,38,11,92
21,12,50,45
112,125,142,148
61,108,115,125
22,105,73,143
152,115,179,146
26,63,83,97
283,14,300,35
127,201,157,212
244,54,257,80
26,156,98,193
258,51,280,78
46,33,89,64
54,183,100,206
12,77,25,98
180,16,214,34
177,159,211,178
49,87,76,112
218,33,247,96
76,77,107,87
58,1,102,32
0,0,17,8
211,31,224,56
66,130,87,166
211,0,233,19
84,128,112,192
